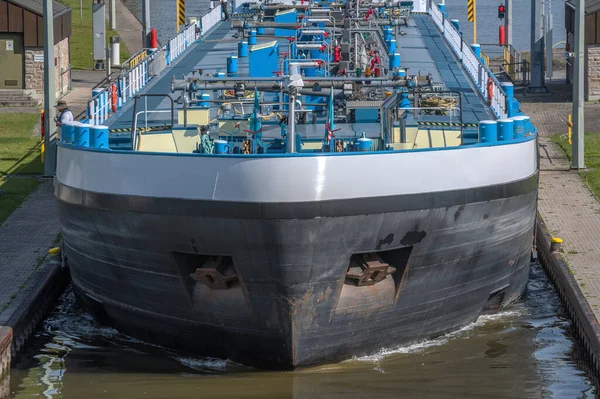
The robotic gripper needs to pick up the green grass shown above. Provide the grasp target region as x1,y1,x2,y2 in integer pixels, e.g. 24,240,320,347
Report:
552,133,600,199
0,178,41,224
0,114,42,175
0,113,44,225
59,0,131,69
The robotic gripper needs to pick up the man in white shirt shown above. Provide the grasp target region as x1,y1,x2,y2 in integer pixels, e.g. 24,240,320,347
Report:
56,100,73,126
55,100,73,142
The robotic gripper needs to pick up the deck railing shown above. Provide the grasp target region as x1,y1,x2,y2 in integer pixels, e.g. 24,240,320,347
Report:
86,9,224,126
429,3,507,119
202,5,222,37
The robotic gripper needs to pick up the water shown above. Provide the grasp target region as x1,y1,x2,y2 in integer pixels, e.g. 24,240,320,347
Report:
122,0,565,52
4,262,598,398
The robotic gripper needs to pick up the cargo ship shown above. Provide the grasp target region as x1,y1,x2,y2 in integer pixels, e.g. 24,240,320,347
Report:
54,0,539,369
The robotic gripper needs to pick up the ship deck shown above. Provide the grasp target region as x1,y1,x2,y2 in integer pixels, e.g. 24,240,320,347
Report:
106,14,494,147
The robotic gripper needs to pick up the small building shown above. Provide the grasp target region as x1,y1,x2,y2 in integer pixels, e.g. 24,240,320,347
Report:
565,0,600,100
0,0,72,97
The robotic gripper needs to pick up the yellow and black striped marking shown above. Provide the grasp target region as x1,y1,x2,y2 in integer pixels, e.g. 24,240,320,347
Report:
467,0,475,22
232,12,258,18
177,0,186,31
109,126,172,133
128,51,147,69
418,122,478,127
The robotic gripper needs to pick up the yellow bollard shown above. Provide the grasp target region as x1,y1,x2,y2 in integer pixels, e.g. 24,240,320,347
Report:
551,237,563,252
40,109,45,164
567,114,572,145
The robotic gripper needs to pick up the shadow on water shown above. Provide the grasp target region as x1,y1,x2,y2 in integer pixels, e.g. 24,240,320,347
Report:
5,262,599,399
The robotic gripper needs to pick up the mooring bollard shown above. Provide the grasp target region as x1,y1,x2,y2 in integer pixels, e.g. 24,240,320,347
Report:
48,247,62,267
551,237,563,252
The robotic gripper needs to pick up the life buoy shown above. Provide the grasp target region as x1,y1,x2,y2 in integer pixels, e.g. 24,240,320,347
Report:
111,83,118,113
486,77,493,106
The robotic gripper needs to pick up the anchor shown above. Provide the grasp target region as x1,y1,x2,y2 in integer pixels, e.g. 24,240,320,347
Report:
345,253,396,286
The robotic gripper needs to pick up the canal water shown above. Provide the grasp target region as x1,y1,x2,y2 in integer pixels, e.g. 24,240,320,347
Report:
4,262,598,398
122,0,566,52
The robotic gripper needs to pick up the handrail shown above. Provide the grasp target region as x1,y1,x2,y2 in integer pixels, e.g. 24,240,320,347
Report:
122,49,149,69
429,3,507,119
85,20,201,126
131,94,175,151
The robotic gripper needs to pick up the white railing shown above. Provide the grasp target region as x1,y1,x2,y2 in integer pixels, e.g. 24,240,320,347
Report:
441,17,462,59
86,19,205,126
430,1,443,27
429,3,507,119
148,47,168,77
88,89,112,126
202,5,222,34
168,24,197,63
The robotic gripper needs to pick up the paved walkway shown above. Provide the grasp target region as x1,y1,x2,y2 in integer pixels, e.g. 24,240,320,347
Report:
62,70,111,118
114,0,143,55
521,102,600,323
0,180,60,325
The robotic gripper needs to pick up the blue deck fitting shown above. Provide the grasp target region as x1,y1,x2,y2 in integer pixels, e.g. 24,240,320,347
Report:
90,125,110,149
501,82,515,117
384,27,393,42
227,55,238,76
250,41,280,77
274,9,297,37
497,119,514,141
238,41,248,57
214,140,229,154
74,123,91,147
479,120,498,143
61,122,75,144
387,39,396,53
356,137,372,151
390,53,400,70
511,116,526,138
521,115,533,133
248,29,257,45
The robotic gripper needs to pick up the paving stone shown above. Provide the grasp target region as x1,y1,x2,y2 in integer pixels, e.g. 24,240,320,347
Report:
0,180,60,324
527,101,600,324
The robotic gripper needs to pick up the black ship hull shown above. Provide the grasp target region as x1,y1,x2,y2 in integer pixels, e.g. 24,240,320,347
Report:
55,172,537,369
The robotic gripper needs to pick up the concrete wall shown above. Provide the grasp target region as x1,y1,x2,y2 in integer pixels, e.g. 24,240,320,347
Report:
24,36,70,98
586,44,600,101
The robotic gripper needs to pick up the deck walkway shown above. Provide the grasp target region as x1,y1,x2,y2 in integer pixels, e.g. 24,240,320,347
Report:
108,15,495,133
522,102,600,324
412,15,491,124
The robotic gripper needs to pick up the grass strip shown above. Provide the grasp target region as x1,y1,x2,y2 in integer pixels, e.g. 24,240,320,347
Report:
0,178,41,225
59,0,131,69
0,113,42,175
552,133,600,199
